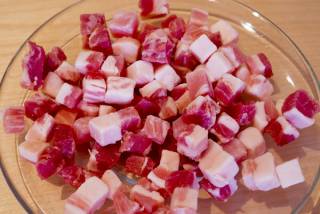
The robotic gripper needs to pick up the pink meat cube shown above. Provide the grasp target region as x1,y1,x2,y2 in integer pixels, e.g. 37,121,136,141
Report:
186,65,213,99
188,8,208,27
171,83,188,101
127,60,154,86
130,185,164,212
108,11,139,37
168,17,186,40
282,90,320,129
98,105,116,116
82,72,106,104
77,99,99,115
64,176,109,213
80,13,106,36
18,141,49,163
245,74,274,99
246,53,273,78
25,113,55,142
141,115,170,144
3,107,25,134
165,170,198,194
100,55,124,77
57,165,86,188
210,20,239,45
222,139,248,164
154,64,180,91
158,97,178,120
54,61,81,83
117,106,141,132
172,117,189,140
134,97,160,118
175,91,192,114
55,83,82,109
88,26,113,55
161,15,178,28
237,127,266,158
275,159,305,188
211,112,240,143
214,73,245,106
139,80,167,99
241,159,257,190
138,23,159,43
139,0,169,18
101,170,123,199
125,155,155,177
220,45,246,69
200,178,238,202
205,51,234,82
105,77,135,105
189,34,217,63
253,100,278,131
113,190,140,214
42,72,64,98
51,124,76,161
74,50,104,74
235,64,251,82
112,37,140,63
199,140,239,187
177,124,208,160
45,46,67,72
170,187,198,211
120,132,152,155
36,146,63,179
227,102,256,126
55,108,78,125
73,117,93,144
92,143,121,171
174,40,199,71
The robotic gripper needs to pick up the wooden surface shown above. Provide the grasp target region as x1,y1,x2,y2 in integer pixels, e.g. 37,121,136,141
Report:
0,0,319,213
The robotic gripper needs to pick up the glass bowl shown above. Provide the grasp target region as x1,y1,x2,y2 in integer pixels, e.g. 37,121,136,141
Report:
0,0,319,213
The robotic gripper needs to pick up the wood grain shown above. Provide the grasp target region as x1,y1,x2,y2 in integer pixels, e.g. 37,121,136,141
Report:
0,0,319,213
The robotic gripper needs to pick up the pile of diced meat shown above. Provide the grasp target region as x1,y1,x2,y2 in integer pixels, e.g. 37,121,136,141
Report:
2,0,320,213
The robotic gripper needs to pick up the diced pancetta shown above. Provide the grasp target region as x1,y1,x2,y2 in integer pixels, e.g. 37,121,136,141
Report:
55,108,78,125
189,34,217,63
120,132,152,155
168,17,186,40
125,155,155,177
165,170,198,194
108,11,139,37
205,51,234,83
139,0,169,18
186,65,213,99
18,141,49,163
45,46,67,72
105,77,135,105
246,53,273,78
222,138,248,164
220,45,246,69
134,97,160,118
139,80,167,99
80,13,106,36
170,187,198,211
141,115,170,144
158,97,178,120
275,159,305,188
25,113,55,142
117,106,141,133
175,91,192,114
253,100,278,131
172,116,190,140
245,74,274,100
82,72,106,104
36,146,63,179
3,107,25,134
88,26,113,55
113,190,140,214
73,117,93,144
210,112,240,143
210,20,239,45
55,61,81,83
74,50,104,74
101,170,123,199
171,83,188,101
127,60,154,86
98,105,116,116
199,178,237,202
112,37,140,63
56,83,82,109
237,127,266,158
51,124,76,160
42,72,64,98
155,64,181,91
100,55,124,77
234,64,251,82
227,102,256,126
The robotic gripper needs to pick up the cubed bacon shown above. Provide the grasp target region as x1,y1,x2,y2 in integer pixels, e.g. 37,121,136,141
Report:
18,141,49,163
282,90,320,129
172,117,189,140
131,185,164,212
55,83,82,109
210,112,240,143
113,190,140,214
220,45,246,69
55,61,81,83
171,83,188,101
186,65,213,99
75,50,104,74
139,80,167,99
46,46,66,72
205,51,234,83
138,23,159,43
208,32,223,48
177,124,208,160
51,124,76,161
139,0,169,18
73,117,93,144
237,127,266,158
161,15,178,28
246,53,273,78
112,37,141,63
154,64,180,91
36,146,63,179
199,140,239,187
117,106,141,132
174,40,199,71
275,159,305,188
77,101,99,117
158,97,178,120
25,113,55,142
58,165,86,188
21,41,46,90
182,96,219,129
189,34,217,63
100,55,124,77
127,60,154,86
253,100,278,131
80,13,106,36
170,187,198,211
42,72,64,98
210,20,239,45
88,26,113,55
188,8,208,27
175,90,192,114
168,17,186,40
55,108,78,125
199,178,238,202
265,116,300,146
222,139,248,164
101,170,123,199
94,143,121,171
241,159,257,190
120,132,152,155
98,105,116,116
125,155,155,176
141,115,170,144
165,170,197,194
64,176,109,213
134,97,160,118
82,72,106,104
234,64,251,82
108,11,139,37
245,74,274,99
105,77,135,105
227,102,256,126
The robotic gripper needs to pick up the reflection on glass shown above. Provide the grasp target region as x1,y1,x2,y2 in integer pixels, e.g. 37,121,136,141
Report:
286,75,295,87
252,11,260,17
241,22,255,33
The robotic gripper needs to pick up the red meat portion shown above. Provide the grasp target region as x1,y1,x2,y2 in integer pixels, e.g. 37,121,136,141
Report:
3,107,25,134
94,143,121,171
165,170,195,193
58,165,86,188
80,13,106,36
227,102,256,126
36,146,63,179
120,132,153,156
46,46,67,72
88,26,113,55
125,155,155,176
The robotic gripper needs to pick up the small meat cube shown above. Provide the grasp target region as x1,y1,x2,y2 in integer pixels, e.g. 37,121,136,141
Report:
77,101,99,117
55,83,82,109
80,13,106,36
253,101,277,131
158,97,178,120
276,159,305,188
3,107,25,134
155,64,181,91
141,115,170,144
101,170,122,199
55,108,78,125
165,170,197,194
134,97,160,118
205,51,233,82
98,105,116,116
139,80,167,99
100,55,124,77
120,132,152,155
82,72,106,104
172,117,189,140
168,17,186,40
220,45,246,69
117,106,141,132
105,77,135,105
58,165,86,188
139,0,169,18
227,102,256,126
51,124,76,161
170,187,198,211
42,72,64,98
125,155,155,176
174,40,199,71
171,83,187,100
131,185,164,212
127,60,154,86
25,113,55,142
241,159,257,190
186,65,213,99
210,20,239,45
113,190,140,214
246,53,273,78
235,64,251,82
200,178,238,202
74,50,104,74
18,141,49,163
222,139,248,163
55,61,81,83
108,11,139,37
73,117,93,144
211,112,240,143
188,8,208,27
112,37,140,63
64,177,109,213
36,146,63,179
245,74,274,99
237,127,266,158
45,46,67,72
189,34,217,63
175,91,192,114
93,143,121,171
88,26,113,55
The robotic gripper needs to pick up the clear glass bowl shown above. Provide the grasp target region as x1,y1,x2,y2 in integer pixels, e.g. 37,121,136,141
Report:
0,0,319,213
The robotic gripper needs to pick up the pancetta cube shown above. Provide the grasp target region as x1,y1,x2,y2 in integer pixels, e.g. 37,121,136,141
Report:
222,139,248,163
139,0,169,18
64,176,109,214
80,13,106,36
172,116,189,140
117,106,141,132
3,107,25,134
134,97,160,118
74,50,104,74
55,61,81,83
227,102,256,126
237,127,266,158
214,73,245,106
205,51,234,82
113,190,140,214
36,146,63,179
210,20,239,45
188,8,208,27
235,64,251,82
125,155,155,176
253,100,278,131
88,26,113,55
108,11,139,37
112,37,140,63
139,80,167,99
55,83,82,109
77,101,99,117
120,132,152,155
101,170,123,199
165,170,198,194
220,45,246,69
246,53,273,78
92,143,121,171
100,55,124,77
105,77,135,105
199,140,239,187
175,91,192,114
174,40,199,71
127,60,154,86
189,34,217,63
154,64,181,91
73,117,93,144
245,74,274,99
82,72,106,104
141,115,170,144
210,112,240,143
170,187,198,211
199,178,238,202
186,65,213,99
45,46,67,72
55,108,78,125
241,159,257,190
168,17,186,40
42,72,64,98
158,97,178,120
98,105,116,116
275,159,305,188
171,83,188,100
18,141,49,163
25,113,55,142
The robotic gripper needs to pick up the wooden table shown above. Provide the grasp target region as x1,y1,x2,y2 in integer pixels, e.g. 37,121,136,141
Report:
0,0,319,213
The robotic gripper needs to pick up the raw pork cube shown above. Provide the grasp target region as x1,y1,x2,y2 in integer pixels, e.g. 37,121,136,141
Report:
168,16,186,40
98,105,116,116
105,77,135,105
171,83,187,100
64,177,109,213
80,13,106,36
82,72,106,104
101,170,122,199
112,37,140,63
139,0,169,18
120,132,152,155
177,124,208,160
222,138,247,163
158,97,178,120
134,97,160,118
141,115,170,144
25,113,55,142
18,141,49,163
139,80,167,99
211,112,240,143
74,50,104,74
100,55,124,77
253,101,278,131
220,45,246,69
45,46,67,72
265,116,300,146
205,51,234,82
241,159,257,190
92,143,121,171
245,74,274,99
130,185,164,212
227,102,256,126
172,117,190,140
199,140,239,187
113,190,140,214
55,61,81,83
200,178,238,202
117,106,141,132
214,73,245,106
42,72,64,98
89,113,122,146
282,90,320,129
175,91,192,114
235,64,251,82
3,107,25,134
88,26,113,55
56,83,82,109
108,11,139,37
189,34,217,63
276,159,305,188
237,127,266,158
77,101,99,117
36,146,63,179
186,65,213,99
188,8,208,27
154,64,181,91
73,117,93,144
246,53,273,78
55,108,78,125
170,187,198,211
165,170,197,194
127,60,154,86
210,20,239,45
125,155,155,176
174,40,199,71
